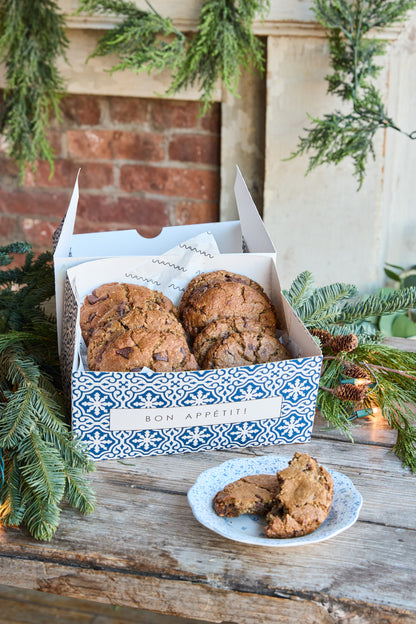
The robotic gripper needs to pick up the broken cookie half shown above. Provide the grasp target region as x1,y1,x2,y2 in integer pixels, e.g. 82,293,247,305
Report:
213,474,281,517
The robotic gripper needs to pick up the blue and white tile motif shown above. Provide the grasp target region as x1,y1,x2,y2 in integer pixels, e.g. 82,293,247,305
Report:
72,355,322,460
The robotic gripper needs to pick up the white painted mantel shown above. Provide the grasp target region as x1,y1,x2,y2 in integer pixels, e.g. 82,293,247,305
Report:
4,1,416,291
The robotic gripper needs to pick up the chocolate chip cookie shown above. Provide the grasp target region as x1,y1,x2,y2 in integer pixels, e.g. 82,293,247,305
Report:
91,328,198,373
192,317,289,369
87,307,187,370
192,317,274,365
213,474,281,517
265,452,333,538
179,270,267,317
201,330,290,369
80,282,177,345
180,281,277,338
212,453,333,539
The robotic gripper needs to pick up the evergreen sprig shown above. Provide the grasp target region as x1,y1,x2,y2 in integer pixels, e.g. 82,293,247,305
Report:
290,0,416,188
285,271,416,339
287,270,416,470
77,0,269,112
321,344,416,471
169,0,269,111
78,0,186,75
0,243,95,541
333,287,416,324
0,0,68,182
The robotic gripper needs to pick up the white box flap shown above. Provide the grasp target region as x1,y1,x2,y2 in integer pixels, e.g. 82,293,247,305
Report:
234,166,276,255
54,167,276,353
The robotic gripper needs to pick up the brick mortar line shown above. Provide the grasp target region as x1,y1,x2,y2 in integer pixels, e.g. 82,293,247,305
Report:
31,159,219,170
62,125,219,135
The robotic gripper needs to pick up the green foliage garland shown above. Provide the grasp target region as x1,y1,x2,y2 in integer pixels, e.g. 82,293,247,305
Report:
0,242,95,541
290,0,416,188
78,0,187,76
0,0,68,182
2,0,416,183
168,0,268,110
284,271,416,471
77,0,269,112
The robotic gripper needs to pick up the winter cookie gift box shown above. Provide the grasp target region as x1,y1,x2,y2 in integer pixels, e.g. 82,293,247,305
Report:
53,168,322,460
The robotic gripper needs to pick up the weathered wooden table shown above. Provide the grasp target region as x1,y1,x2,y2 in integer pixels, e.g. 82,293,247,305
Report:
1,406,415,624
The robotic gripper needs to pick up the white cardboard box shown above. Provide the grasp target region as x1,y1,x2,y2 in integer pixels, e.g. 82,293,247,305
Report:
54,169,322,460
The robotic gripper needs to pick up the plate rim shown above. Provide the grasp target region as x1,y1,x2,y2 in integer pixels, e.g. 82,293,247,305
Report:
187,454,363,547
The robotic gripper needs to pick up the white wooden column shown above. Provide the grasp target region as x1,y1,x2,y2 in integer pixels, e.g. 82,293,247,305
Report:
382,14,416,269
263,34,387,292
220,63,266,222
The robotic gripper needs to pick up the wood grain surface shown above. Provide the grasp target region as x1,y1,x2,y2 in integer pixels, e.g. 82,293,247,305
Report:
0,342,415,623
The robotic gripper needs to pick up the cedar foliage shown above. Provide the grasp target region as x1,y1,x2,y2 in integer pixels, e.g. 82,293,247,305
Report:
0,243,95,541
290,0,416,188
79,0,187,75
169,0,268,111
284,271,416,471
77,0,269,111
0,0,68,182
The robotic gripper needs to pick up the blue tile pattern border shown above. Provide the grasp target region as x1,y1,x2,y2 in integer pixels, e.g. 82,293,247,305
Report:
72,356,322,460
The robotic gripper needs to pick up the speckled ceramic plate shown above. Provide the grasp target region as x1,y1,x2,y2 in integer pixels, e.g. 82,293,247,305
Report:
187,455,362,547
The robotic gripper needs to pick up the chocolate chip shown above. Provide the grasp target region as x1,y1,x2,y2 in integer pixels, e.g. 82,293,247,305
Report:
88,312,96,322
115,346,134,359
153,350,168,362
87,291,108,305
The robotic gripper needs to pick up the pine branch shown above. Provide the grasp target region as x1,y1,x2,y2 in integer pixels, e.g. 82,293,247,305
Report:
0,241,31,267
0,242,95,541
289,0,416,188
326,321,381,343
334,287,416,324
0,452,26,526
295,282,358,326
0,0,68,182
21,481,62,542
64,465,96,515
0,344,96,539
286,268,416,335
318,341,416,471
18,429,66,505
286,270,416,470
282,270,316,310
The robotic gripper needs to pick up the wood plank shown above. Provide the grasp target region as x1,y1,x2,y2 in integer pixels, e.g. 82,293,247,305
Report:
383,337,416,352
1,384,415,622
1,557,416,624
0,583,210,624
0,435,415,614
312,411,399,446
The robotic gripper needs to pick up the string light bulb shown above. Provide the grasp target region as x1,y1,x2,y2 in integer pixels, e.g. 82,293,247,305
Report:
340,376,374,387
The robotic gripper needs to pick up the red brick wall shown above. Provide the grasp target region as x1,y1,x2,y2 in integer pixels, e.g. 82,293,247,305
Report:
0,94,221,254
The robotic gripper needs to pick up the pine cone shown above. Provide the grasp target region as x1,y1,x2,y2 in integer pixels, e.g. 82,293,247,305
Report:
343,362,371,381
309,328,333,346
334,383,368,402
330,333,359,354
